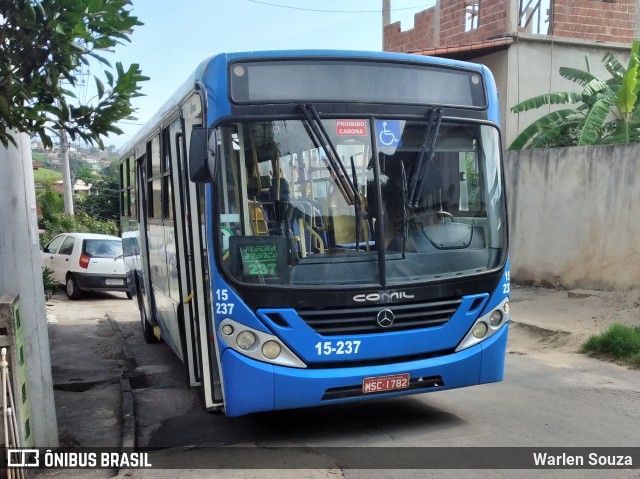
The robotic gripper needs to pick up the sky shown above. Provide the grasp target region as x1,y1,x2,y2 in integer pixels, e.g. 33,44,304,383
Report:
95,0,435,149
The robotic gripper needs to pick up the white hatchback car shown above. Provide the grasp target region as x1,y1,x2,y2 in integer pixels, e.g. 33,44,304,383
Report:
41,232,129,300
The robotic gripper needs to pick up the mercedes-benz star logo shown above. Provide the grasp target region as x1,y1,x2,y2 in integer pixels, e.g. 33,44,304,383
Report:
376,309,394,328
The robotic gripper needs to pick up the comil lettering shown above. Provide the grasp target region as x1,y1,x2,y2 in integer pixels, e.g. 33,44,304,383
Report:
353,291,415,302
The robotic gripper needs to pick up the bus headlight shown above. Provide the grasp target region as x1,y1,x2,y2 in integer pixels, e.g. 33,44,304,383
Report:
489,310,503,327
456,297,509,352
218,319,306,368
236,331,256,350
262,341,281,359
472,322,488,338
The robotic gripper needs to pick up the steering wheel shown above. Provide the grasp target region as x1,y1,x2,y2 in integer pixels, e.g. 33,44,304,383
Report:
419,210,454,225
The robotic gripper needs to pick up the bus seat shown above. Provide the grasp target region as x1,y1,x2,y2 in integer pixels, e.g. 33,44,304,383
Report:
291,200,328,254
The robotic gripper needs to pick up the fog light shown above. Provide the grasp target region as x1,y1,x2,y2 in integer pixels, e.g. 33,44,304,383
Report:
262,341,282,359
504,301,510,314
489,310,503,327
236,331,257,350
221,324,234,336
472,322,488,338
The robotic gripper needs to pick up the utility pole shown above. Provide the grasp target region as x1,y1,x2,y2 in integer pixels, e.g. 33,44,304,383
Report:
60,129,74,215
0,131,59,447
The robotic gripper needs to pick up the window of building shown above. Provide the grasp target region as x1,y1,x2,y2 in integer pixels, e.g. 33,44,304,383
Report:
465,1,480,32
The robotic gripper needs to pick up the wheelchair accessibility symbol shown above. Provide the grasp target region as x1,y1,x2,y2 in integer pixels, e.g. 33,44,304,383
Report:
376,120,402,148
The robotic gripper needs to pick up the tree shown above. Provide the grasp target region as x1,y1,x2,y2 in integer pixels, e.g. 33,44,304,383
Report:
510,41,640,149
77,170,120,224
0,0,148,447
0,0,149,149
74,164,96,184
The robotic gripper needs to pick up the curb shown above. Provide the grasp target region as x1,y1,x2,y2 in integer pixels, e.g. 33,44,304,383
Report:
120,378,136,449
509,320,573,338
108,316,138,477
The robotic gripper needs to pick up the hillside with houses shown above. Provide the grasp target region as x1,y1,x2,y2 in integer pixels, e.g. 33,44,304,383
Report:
31,138,119,195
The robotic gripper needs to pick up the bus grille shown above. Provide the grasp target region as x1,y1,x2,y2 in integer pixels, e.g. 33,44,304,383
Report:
296,298,462,336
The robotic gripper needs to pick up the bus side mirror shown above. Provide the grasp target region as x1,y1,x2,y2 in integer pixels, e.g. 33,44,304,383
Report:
189,127,216,182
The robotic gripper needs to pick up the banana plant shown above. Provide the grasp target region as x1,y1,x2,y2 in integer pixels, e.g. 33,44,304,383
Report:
509,41,640,149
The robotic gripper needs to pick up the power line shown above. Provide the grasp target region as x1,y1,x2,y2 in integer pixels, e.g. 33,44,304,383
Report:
246,0,433,13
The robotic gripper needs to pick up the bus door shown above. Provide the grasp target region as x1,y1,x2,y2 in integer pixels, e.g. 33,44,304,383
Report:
178,93,224,409
167,117,201,387
135,151,155,331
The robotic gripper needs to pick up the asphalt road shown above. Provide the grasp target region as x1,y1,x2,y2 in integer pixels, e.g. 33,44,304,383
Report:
37,291,640,479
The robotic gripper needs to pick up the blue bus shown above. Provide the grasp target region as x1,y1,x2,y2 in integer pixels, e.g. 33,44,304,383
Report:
119,50,510,417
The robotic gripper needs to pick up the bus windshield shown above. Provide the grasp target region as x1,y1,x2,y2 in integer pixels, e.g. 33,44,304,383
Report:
216,118,506,287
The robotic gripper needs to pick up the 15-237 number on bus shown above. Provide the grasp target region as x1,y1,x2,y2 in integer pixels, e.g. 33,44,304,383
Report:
315,340,361,356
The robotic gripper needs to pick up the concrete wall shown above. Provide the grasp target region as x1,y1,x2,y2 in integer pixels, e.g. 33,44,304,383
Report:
505,37,630,147
504,145,640,290
0,133,58,446
456,39,630,148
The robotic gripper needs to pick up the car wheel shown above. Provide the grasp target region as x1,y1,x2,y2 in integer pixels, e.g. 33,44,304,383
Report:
65,275,83,300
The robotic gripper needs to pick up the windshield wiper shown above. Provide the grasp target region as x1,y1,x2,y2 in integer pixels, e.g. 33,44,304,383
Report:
409,108,442,208
300,103,360,207
400,160,408,259
350,155,365,251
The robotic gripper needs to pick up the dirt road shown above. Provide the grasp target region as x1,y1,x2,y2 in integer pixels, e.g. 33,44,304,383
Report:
507,284,640,364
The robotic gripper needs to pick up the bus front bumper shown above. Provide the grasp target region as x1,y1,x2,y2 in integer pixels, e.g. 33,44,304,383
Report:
219,323,508,417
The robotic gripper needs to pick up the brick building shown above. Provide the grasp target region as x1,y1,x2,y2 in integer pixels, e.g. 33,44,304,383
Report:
383,0,639,146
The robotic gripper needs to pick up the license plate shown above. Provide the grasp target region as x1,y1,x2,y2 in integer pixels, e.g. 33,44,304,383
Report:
362,373,410,393
105,279,124,286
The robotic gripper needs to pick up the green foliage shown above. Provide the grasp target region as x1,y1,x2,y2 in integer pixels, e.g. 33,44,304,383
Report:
76,171,120,223
0,0,149,149
37,186,65,221
31,152,49,162
33,167,63,183
75,165,97,184
101,157,119,177
510,41,640,149
42,266,61,301
38,183,117,245
581,323,640,368
39,210,118,246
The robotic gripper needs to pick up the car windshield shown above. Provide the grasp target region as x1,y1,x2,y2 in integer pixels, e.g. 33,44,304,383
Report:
215,118,506,287
84,239,123,258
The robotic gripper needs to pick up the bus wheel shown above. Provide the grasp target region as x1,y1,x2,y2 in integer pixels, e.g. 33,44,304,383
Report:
137,293,158,344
